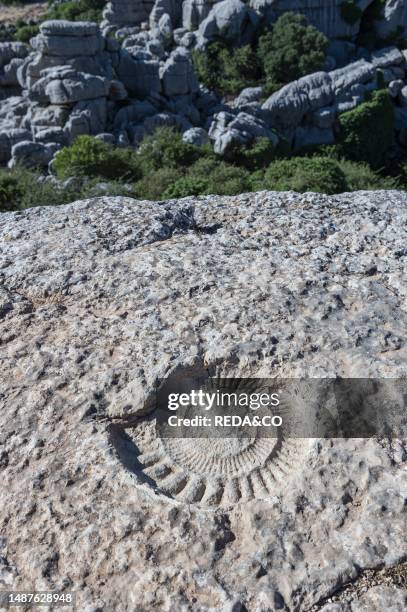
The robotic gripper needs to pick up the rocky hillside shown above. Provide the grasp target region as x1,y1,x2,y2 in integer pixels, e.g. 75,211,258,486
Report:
0,190,406,609
0,0,407,172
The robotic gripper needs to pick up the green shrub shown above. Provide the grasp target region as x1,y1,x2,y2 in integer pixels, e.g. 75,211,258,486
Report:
202,155,251,193
53,136,142,181
162,175,209,199
337,90,394,169
257,13,328,88
256,156,348,194
192,41,260,95
133,167,184,200
164,157,251,198
46,0,105,22
337,159,397,191
0,167,77,212
226,138,277,171
0,173,23,212
340,1,363,25
14,24,39,43
136,127,208,173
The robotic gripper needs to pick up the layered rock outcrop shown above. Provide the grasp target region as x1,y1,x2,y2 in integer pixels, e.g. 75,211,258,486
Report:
0,191,406,609
0,1,407,166
0,42,29,100
104,0,407,40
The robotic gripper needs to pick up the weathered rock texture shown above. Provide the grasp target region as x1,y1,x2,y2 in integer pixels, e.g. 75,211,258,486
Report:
0,191,406,610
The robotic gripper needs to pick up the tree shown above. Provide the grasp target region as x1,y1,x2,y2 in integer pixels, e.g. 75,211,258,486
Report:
257,13,328,87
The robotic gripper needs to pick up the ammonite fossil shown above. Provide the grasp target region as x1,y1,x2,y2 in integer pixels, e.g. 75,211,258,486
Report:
109,375,324,509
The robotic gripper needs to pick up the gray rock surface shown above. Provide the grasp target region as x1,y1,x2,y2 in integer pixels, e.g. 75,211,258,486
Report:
1,2,407,164
182,126,210,145
8,139,60,168
0,191,406,610
198,0,255,43
117,48,160,98
160,47,199,96
375,0,407,39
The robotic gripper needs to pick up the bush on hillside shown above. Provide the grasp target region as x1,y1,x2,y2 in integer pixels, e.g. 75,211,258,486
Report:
337,90,394,169
46,0,105,23
0,174,23,212
133,167,184,200
257,12,328,88
336,159,398,190
0,167,77,212
252,156,349,194
192,41,260,95
163,157,251,198
53,136,142,181
225,138,277,171
14,24,39,43
136,127,209,173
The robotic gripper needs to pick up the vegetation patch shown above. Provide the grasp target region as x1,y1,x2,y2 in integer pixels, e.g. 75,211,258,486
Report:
337,90,394,169
257,12,328,92
192,41,260,95
193,12,328,98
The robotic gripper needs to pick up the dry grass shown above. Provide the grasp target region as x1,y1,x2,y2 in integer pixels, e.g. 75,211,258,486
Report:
0,2,47,25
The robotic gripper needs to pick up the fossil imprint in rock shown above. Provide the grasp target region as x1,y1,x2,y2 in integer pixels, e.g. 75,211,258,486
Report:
108,372,322,509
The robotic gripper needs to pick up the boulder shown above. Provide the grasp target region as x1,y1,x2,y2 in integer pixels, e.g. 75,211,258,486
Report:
371,46,404,69
0,96,30,131
262,72,333,130
160,48,199,97
70,98,108,135
9,140,60,168
209,110,278,154
234,86,263,107
149,0,182,30
182,126,209,145
165,96,201,124
0,58,25,88
39,20,99,37
19,52,111,90
95,132,116,144
0,129,30,163
113,100,157,129
28,104,70,129
108,79,128,101
117,49,160,98
182,0,220,31
198,0,255,43
0,42,29,69
103,0,154,27
389,79,404,98
30,68,109,105
34,126,67,145
374,0,407,39
32,33,102,57
399,86,407,108
64,114,90,142
330,59,375,97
